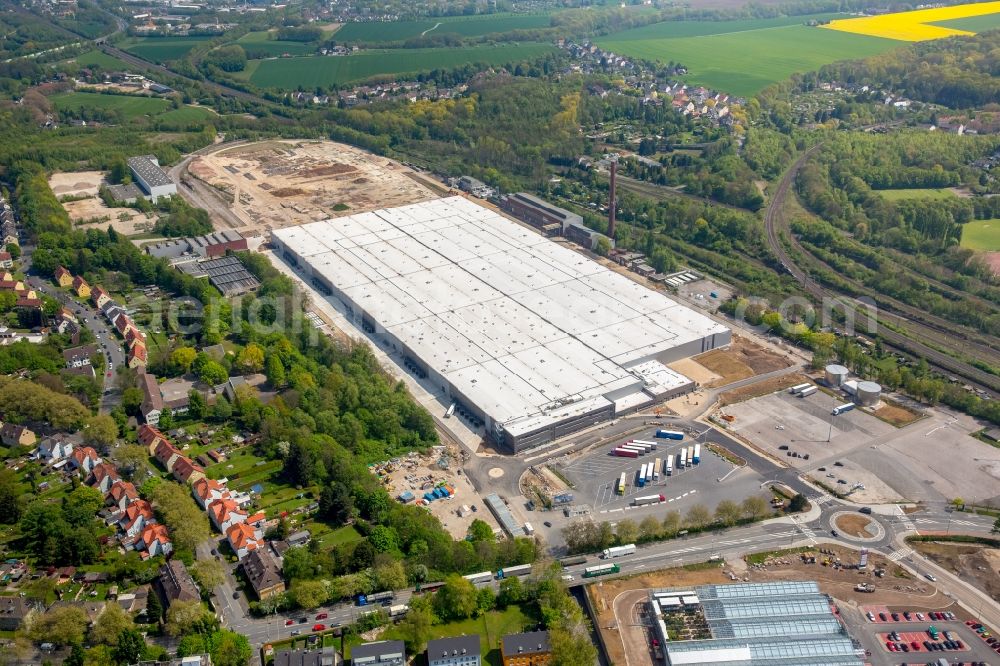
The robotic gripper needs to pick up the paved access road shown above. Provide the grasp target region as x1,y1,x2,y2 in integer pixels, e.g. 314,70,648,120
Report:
21,247,125,413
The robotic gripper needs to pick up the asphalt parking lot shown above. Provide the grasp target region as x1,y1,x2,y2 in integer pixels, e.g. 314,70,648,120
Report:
554,427,770,517
848,606,999,666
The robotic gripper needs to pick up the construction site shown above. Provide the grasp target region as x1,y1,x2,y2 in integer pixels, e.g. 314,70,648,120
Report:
183,140,437,234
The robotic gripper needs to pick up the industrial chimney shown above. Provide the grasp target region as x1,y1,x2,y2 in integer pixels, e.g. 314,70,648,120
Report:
608,159,617,241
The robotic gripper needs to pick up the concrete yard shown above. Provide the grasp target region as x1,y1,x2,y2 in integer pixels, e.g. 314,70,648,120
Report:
186,140,437,233
554,426,770,518
723,388,1000,505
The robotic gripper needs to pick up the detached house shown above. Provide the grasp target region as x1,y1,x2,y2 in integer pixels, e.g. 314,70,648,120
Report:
138,523,172,559
192,477,229,510
208,497,246,533
37,433,77,463
226,522,263,560
119,499,154,537
71,275,90,299
88,462,120,493
54,266,72,287
106,480,139,511
91,286,110,310
69,446,101,475
0,424,36,448
138,373,163,426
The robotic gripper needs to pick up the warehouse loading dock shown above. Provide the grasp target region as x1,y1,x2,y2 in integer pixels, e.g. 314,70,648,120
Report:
273,197,729,453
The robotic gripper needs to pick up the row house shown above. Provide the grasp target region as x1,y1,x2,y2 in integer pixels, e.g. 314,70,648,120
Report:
191,468,264,560
87,455,173,559
138,424,168,453
96,285,148,369
54,266,72,288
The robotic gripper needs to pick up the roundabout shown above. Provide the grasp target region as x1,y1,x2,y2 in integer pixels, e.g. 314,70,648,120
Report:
829,510,886,542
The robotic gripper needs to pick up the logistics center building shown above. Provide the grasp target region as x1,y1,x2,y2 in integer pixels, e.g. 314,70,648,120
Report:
272,197,729,453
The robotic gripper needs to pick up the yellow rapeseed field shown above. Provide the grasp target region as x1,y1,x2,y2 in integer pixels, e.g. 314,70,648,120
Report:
823,0,1000,41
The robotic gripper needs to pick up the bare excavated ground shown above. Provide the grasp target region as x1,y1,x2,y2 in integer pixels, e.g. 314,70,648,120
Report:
696,335,794,387
912,541,1000,604
186,140,436,234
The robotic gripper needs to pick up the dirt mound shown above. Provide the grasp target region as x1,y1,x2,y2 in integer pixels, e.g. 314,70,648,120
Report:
300,163,355,178
271,187,307,198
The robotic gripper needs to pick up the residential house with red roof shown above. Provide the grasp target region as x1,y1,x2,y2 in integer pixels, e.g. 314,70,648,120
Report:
137,524,172,559
153,439,181,472
69,446,101,475
88,462,120,493
119,499,154,538
207,497,246,533
137,424,167,453
71,275,90,299
225,522,263,560
127,342,147,369
171,457,204,485
106,480,139,512
91,286,110,310
54,266,72,287
192,478,229,510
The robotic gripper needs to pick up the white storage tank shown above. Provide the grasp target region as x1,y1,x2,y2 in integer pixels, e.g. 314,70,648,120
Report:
825,364,849,387
856,381,882,407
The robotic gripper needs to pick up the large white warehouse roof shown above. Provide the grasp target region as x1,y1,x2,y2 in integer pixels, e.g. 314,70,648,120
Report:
274,197,728,444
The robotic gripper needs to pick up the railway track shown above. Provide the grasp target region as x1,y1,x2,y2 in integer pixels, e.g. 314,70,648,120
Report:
765,146,1000,394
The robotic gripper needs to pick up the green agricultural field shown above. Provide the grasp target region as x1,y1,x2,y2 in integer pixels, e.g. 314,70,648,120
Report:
236,31,318,57
934,12,1000,33
50,91,170,118
122,36,212,63
596,17,899,97
876,188,957,201
72,49,129,69
333,13,552,43
156,106,216,124
961,219,1000,251
246,43,554,89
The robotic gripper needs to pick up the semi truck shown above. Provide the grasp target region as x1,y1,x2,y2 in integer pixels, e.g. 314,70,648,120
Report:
644,464,654,484
692,444,701,464
602,544,637,559
798,386,818,398
357,591,394,606
621,444,646,455
665,455,673,476
633,439,658,450
687,446,695,466
497,564,532,579
637,464,647,487
633,494,664,506
583,563,620,578
655,430,684,440
653,457,661,480
679,448,687,469
463,571,494,585
388,604,409,617
832,402,856,415
617,472,626,495
789,383,811,394
612,447,638,458
629,442,652,453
